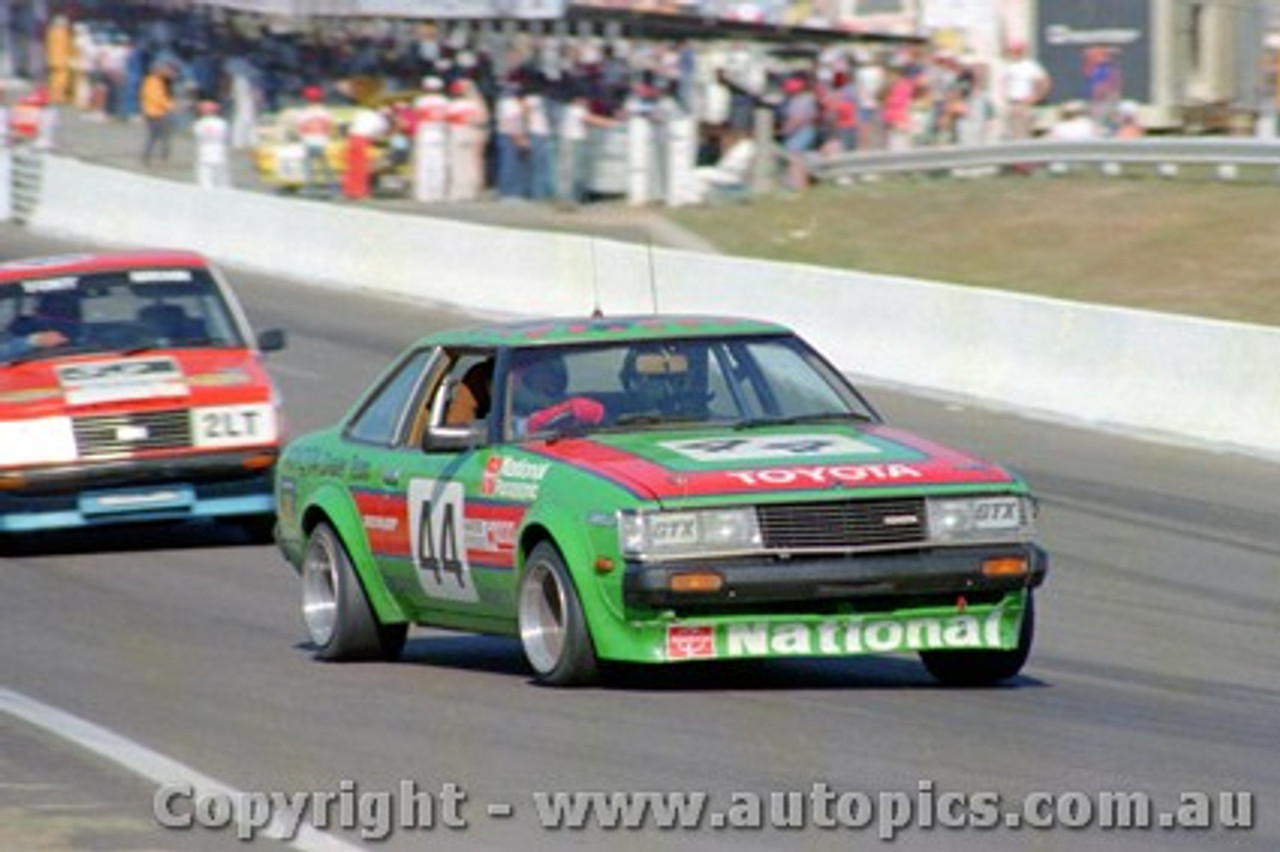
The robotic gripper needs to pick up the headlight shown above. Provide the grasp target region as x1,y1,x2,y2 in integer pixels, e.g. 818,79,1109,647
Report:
0,417,77,466
618,508,762,560
927,495,1035,543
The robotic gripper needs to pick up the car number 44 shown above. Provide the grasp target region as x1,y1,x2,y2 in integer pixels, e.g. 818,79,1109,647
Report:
408,479,478,602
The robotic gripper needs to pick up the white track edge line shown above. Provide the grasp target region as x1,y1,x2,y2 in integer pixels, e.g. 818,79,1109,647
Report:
0,687,364,852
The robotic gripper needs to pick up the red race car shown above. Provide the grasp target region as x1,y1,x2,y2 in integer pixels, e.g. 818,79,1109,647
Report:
0,250,286,542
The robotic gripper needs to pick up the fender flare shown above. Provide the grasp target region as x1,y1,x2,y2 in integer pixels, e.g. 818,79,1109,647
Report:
300,483,408,625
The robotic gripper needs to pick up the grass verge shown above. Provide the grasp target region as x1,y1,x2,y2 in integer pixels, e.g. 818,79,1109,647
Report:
669,172,1280,326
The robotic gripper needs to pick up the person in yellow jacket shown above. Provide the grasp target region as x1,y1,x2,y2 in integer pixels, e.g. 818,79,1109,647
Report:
45,15,74,105
141,63,176,166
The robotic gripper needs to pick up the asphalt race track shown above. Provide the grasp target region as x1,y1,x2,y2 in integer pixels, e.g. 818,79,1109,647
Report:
1,227,1277,851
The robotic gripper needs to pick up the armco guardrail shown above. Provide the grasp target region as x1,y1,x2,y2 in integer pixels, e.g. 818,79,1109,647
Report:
808,137,1280,181
9,147,41,223
24,154,1280,459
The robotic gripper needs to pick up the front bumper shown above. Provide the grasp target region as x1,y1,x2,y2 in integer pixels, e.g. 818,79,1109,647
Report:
595,592,1031,664
0,449,277,532
623,543,1047,613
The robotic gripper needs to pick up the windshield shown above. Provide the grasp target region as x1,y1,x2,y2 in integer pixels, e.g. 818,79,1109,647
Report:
1,267,247,364
504,334,877,440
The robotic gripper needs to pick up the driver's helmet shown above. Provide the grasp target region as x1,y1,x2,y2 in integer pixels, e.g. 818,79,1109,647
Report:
511,350,568,415
11,289,82,338
619,344,699,415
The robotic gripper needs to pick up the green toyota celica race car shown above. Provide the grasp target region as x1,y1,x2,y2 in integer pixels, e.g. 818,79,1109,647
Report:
274,315,1048,686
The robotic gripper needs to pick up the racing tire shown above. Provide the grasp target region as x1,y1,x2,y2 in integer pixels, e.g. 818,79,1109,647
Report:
919,592,1035,687
518,542,599,687
301,522,407,662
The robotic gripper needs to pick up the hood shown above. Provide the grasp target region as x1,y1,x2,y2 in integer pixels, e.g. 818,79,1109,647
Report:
0,349,274,417
527,423,1016,504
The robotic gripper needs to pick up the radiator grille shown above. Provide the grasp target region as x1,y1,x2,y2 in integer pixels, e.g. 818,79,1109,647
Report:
757,497,927,551
73,410,192,458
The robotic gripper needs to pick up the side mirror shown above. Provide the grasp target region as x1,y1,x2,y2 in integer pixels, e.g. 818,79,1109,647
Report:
258,328,287,352
424,423,482,452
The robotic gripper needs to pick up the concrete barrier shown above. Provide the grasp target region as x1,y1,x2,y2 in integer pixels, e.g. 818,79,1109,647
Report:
28,155,1280,458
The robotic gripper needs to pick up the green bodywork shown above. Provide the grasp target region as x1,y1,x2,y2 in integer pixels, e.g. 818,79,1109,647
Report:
275,316,1039,665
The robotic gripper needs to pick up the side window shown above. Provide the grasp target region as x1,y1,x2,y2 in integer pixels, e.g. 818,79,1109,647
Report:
421,349,496,441
346,348,434,446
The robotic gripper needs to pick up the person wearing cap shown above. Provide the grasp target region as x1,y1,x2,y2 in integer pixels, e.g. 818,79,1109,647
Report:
1115,100,1144,139
412,75,450,203
140,62,176,166
779,75,818,191
3,290,82,361
291,85,337,197
1002,40,1051,140
445,78,488,202
192,99,230,189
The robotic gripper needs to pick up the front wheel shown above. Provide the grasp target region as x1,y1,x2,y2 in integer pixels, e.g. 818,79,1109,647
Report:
919,593,1035,686
301,522,407,662
517,542,599,686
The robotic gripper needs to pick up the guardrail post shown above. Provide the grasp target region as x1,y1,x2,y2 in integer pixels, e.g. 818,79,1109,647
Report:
11,143,41,223
0,142,11,221
750,107,775,196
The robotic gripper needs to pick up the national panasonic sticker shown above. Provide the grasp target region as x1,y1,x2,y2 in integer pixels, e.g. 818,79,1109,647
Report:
665,607,1019,661
480,455,550,500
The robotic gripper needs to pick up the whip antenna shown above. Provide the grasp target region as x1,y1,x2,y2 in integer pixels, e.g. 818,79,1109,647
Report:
646,236,659,315
590,240,603,318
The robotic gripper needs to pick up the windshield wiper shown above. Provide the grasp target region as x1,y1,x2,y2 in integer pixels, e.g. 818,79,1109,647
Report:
733,411,870,430
3,342,102,366
118,337,221,356
612,412,707,428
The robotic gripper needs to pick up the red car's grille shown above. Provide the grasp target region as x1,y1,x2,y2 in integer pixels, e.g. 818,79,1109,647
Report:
72,410,192,458
757,497,927,550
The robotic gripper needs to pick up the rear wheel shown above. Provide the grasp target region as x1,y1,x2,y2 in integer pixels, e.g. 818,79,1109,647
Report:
517,542,599,686
301,522,407,662
919,593,1035,686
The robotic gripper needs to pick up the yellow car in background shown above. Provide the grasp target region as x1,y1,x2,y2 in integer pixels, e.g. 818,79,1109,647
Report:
252,97,412,196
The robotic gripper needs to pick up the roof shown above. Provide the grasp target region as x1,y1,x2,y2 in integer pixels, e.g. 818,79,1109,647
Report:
422,314,792,348
564,6,924,45
0,250,211,285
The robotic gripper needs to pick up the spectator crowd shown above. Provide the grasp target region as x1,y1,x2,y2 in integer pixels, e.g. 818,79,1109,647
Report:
7,4,1145,205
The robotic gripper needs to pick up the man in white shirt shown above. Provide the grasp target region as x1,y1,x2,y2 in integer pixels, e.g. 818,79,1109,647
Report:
412,76,449,203
558,94,615,205
192,100,230,189
1002,40,1051,140
291,86,336,196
